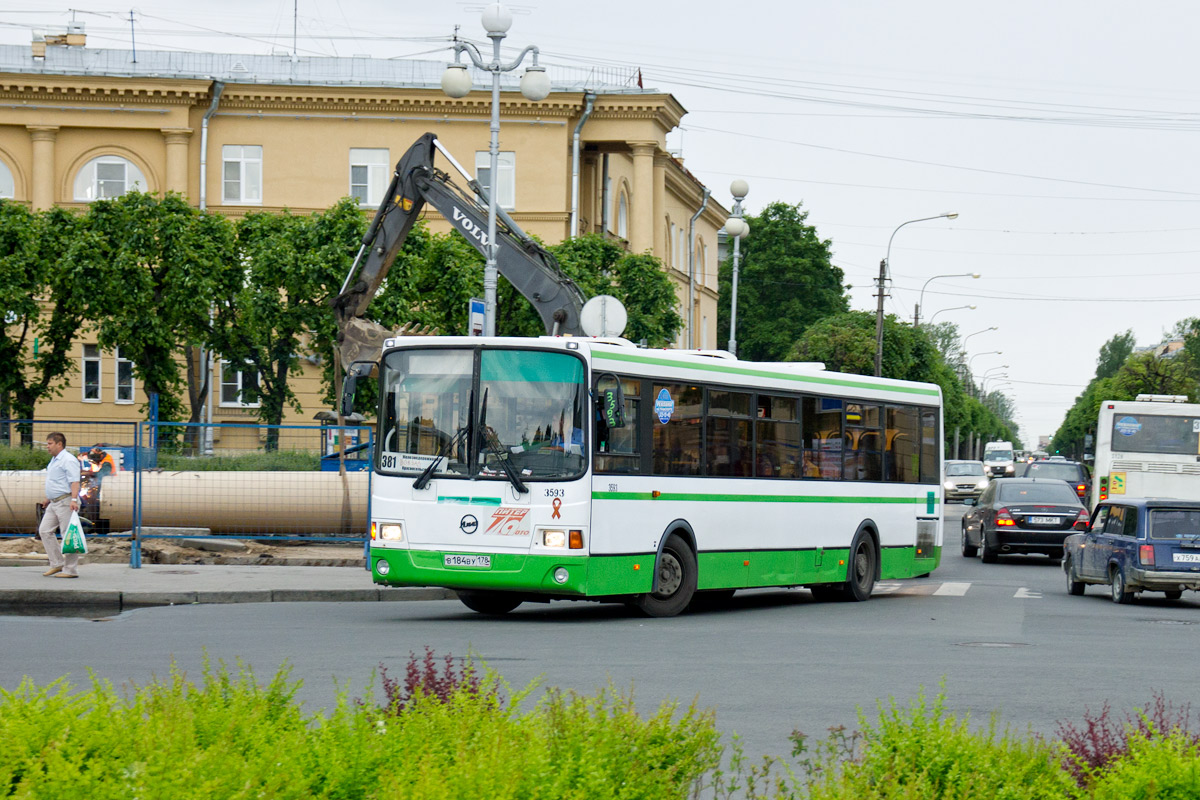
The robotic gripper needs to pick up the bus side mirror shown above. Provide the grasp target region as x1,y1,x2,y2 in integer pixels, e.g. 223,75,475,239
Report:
340,361,376,417
601,387,626,428
596,373,626,429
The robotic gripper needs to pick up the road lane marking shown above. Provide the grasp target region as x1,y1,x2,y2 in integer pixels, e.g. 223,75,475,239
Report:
1014,587,1042,599
874,582,902,594
933,582,971,597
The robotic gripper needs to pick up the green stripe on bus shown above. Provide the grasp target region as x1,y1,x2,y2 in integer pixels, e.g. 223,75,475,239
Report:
593,350,940,397
592,491,939,506
437,496,503,506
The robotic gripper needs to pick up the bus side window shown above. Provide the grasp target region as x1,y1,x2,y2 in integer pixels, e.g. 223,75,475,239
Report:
919,409,939,484
595,377,640,474
802,396,843,480
651,383,702,476
886,406,920,483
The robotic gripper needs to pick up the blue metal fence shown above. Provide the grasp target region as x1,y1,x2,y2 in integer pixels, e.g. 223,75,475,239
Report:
1,419,373,569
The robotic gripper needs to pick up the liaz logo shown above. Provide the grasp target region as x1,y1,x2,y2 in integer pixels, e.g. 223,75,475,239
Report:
452,207,490,247
485,507,530,536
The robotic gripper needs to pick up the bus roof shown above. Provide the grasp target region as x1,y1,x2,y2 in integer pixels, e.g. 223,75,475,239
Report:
380,335,943,406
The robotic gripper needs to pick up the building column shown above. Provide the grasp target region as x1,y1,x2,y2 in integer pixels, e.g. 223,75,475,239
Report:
162,128,193,197
27,126,58,210
653,153,668,258
629,141,656,253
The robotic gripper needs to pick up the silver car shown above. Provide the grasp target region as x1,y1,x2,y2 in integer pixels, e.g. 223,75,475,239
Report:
943,460,989,502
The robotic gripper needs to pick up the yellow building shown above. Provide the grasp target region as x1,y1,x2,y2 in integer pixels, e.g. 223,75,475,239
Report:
0,32,727,429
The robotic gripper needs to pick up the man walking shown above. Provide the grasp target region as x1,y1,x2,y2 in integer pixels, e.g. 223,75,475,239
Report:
39,432,82,578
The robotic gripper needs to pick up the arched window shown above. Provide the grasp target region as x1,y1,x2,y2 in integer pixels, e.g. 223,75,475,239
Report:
73,155,147,201
617,192,628,239
0,160,14,199
667,221,675,265
694,243,704,285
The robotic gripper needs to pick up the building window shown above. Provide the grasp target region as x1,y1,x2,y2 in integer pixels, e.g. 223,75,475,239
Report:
72,156,147,201
617,192,628,239
0,161,13,199
349,148,389,207
115,348,135,404
700,243,708,285
222,145,263,205
474,151,515,210
701,315,708,349
82,344,101,402
667,221,676,265
220,361,260,408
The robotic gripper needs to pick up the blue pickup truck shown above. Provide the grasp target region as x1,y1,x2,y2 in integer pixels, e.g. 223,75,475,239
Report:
1063,498,1200,604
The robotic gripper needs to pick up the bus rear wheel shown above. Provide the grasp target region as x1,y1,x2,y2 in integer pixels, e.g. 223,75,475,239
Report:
636,534,697,618
457,590,523,615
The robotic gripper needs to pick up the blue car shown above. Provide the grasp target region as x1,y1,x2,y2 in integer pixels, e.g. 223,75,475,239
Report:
1063,498,1200,604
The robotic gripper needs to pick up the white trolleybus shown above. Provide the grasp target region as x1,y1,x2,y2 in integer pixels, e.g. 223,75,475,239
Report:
1094,395,1200,504
350,336,944,617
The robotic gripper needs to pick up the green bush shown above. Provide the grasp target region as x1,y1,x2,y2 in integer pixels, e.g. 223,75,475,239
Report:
1086,728,1200,799
794,687,1076,800
157,451,321,471
0,659,721,799
0,445,51,470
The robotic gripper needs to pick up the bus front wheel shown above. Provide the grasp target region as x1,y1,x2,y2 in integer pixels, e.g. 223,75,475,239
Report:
636,534,697,618
457,590,523,615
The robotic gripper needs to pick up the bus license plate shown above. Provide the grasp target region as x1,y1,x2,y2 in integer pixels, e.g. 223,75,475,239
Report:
1028,516,1058,525
1172,553,1200,563
445,554,491,568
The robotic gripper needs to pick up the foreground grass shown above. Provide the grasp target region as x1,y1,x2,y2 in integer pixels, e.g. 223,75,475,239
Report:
2,657,1198,799
0,659,719,800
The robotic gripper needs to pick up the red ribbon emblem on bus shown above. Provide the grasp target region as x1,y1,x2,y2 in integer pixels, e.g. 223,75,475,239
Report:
552,497,562,519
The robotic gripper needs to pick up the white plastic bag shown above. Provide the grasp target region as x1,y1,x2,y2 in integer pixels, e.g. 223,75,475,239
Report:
61,510,87,555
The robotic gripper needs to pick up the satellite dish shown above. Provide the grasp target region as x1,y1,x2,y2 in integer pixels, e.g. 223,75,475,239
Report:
579,295,628,337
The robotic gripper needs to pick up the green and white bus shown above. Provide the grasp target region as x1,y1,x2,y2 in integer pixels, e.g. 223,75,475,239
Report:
358,336,944,617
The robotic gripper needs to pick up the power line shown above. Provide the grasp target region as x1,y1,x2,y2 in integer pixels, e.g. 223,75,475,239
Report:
686,125,1200,197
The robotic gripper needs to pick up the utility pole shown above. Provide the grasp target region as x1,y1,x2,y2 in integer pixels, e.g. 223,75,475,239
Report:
873,258,887,377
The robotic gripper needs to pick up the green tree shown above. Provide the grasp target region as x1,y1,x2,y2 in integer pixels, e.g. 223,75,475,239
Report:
0,203,88,441
68,192,238,431
718,201,847,361
1095,330,1136,381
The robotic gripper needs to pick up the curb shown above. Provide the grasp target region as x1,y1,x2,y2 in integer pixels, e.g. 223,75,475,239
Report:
0,587,456,610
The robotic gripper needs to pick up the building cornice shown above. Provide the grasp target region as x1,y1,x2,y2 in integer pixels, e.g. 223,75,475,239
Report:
0,72,212,105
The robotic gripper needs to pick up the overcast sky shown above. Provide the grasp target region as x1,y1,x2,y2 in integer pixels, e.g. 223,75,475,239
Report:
5,1,1199,444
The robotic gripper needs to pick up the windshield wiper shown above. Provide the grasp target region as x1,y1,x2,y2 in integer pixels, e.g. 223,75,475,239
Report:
475,388,528,494
413,389,473,491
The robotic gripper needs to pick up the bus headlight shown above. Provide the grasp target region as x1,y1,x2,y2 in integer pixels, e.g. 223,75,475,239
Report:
379,523,404,541
543,529,566,548
553,567,569,584
376,559,391,576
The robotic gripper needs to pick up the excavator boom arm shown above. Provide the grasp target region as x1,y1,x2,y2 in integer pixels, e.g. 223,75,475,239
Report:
332,133,585,364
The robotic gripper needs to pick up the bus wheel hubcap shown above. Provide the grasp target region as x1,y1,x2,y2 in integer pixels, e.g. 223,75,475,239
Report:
854,546,870,586
656,553,682,596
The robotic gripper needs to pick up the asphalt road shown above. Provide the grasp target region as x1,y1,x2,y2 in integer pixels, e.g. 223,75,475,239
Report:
3,504,1198,761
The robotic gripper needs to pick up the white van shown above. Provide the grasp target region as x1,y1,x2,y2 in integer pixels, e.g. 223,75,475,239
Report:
983,441,1015,478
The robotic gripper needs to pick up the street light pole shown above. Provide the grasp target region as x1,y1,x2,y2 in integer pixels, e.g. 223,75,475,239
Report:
441,3,550,337
914,272,980,328
875,212,958,376
924,304,976,326
725,180,749,356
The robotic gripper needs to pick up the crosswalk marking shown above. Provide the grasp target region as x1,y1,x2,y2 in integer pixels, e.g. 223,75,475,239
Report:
869,581,1046,599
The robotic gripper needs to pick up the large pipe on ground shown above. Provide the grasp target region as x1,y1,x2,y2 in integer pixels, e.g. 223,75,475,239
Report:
0,472,368,534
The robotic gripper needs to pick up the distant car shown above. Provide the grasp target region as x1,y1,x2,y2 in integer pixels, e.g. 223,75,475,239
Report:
960,478,1089,562
943,460,989,502
1063,499,1200,604
1019,458,1091,508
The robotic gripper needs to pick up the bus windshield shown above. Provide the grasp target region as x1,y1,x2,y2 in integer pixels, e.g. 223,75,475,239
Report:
1110,414,1200,455
378,347,587,481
